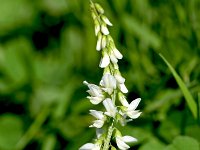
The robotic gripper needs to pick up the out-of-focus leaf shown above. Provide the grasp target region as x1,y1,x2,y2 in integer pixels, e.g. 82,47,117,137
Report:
158,120,180,143
139,138,166,150
186,125,200,142
160,54,197,119
164,136,200,150
0,114,23,150
0,0,35,35
37,0,69,16
0,38,33,94
121,14,161,49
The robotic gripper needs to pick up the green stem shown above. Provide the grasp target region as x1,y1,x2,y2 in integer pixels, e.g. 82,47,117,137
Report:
103,122,114,150
15,107,50,150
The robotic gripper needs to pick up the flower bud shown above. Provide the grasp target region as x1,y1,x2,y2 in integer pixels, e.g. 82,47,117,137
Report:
96,32,102,51
101,15,113,26
118,92,129,107
101,23,109,35
94,20,100,36
95,3,104,14
99,48,110,68
101,35,107,49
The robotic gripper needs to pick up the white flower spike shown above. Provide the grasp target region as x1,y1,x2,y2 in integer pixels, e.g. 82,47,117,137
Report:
81,2,142,149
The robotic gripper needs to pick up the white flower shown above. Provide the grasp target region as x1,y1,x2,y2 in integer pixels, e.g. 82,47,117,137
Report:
83,81,103,97
101,35,107,49
118,83,128,93
83,81,104,105
94,20,100,36
120,98,142,119
89,110,105,128
96,33,102,51
99,49,110,68
100,73,116,94
79,143,101,150
103,98,117,118
101,23,109,35
126,98,142,119
116,136,137,150
101,15,113,26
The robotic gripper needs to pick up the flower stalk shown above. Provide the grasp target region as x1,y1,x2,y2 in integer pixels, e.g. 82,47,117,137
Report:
79,1,142,150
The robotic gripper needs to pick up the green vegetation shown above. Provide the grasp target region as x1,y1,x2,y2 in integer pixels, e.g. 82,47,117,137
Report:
0,0,199,149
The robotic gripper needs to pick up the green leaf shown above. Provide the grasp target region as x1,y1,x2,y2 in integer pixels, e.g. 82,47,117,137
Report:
165,136,200,150
0,114,23,150
159,54,197,119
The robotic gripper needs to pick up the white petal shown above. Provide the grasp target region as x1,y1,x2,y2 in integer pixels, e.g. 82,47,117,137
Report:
87,85,102,97
101,15,113,26
90,120,104,128
87,96,103,105
99,53,110,68
122,136,137,143
113,48,123,59
79,143,95,150
83,81,89,85
103,98,116,118
128,98,141,111
90,110,104,119
115,74,125,84
110,51,118,64
96,33,102,51
100,74,116,94
116,137,130,150
101,23,109,35
118,84,128,93
127,110,142,119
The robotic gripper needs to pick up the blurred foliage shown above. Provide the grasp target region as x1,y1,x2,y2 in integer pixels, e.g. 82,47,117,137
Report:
0,0,200,149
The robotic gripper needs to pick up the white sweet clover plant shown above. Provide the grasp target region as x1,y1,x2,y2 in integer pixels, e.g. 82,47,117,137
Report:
79,1,142,150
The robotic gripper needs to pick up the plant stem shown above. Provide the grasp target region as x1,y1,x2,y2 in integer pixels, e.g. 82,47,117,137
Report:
103,122,114,150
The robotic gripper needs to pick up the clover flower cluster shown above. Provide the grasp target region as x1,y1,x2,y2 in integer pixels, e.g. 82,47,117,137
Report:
79,1,142,150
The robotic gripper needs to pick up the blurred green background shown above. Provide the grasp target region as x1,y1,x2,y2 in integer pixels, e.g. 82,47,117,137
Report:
0,0,200,149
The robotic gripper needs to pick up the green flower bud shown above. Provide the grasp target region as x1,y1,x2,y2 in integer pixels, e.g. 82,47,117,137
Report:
95,3,104,14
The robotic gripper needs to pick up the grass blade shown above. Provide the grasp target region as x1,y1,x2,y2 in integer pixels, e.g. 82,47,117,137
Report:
159,54,197,119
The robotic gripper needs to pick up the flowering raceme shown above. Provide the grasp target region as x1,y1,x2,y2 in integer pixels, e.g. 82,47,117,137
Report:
80,1,142,150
